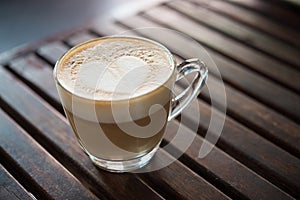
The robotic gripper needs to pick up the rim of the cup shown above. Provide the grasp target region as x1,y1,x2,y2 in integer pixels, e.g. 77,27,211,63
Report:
53,35,176,102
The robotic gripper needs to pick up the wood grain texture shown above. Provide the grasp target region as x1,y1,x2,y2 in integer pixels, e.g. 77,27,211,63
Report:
167,1,300,69
118,14,300,124
94,20,300,159
180,98,300,198
65,31,99,47
138,151,230,200
1,1,299,198
225,0,300,29
0,63,229,199
143,6,300,94
0,164,33,200
95,19,300,159
36,41,69,65
90,24,297,199
0,67,163,200
163,120,293,200
191,0,300,47
8,54,60,103
95,20,300,197
202,75,300,158
174,55,300,159
2,31,230,200
0,108,98,200
19,45,230,200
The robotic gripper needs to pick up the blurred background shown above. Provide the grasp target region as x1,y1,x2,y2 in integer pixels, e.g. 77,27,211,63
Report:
0,0,131,53
1,0,299,54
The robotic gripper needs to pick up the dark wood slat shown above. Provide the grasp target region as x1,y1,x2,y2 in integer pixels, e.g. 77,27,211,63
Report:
163,120,293,200
92,21,132,37
93,22,300,158
203,74,300,158
167,1,300,69
143,6,300,94
0,108,98,200
8,54,60,103
226,0,300,29
171,55,300,159
36,41,69,65
139,150,229,200
4,46,229,199
92,22,300,158
116,16,300,124
20,38,230,200
180,98,300,198
91,23,296,199
207,51,300,124
191,0,300,47
65,31,99,47
0,68,163,200
0,164,33,200
0,60,230,199
5,31,231,200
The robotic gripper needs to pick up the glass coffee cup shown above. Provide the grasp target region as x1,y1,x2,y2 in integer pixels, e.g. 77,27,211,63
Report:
53,36,207,172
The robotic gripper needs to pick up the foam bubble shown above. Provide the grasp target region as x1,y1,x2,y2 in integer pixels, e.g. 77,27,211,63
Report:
57,37,173,100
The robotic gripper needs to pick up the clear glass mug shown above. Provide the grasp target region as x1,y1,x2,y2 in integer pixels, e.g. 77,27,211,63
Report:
53,36,208,172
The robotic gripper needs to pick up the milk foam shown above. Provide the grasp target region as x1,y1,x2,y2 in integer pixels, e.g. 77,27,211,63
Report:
57,38,173,100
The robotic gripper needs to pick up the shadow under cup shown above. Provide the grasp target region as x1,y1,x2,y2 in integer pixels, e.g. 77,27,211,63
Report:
53,36,207,173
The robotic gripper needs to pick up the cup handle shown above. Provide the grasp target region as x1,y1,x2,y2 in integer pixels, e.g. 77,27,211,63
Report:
168,58,208,121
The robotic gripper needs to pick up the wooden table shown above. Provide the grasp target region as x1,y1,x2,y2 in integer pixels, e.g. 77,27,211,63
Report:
1,0,299,199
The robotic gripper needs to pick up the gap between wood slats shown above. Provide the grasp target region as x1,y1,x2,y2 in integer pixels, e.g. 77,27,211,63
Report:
63,31,100,47
225,0,300,30
93,20,300,197
34,41,230,200
0,67,229,200
60,33,248,199
0,147,52,200
181,98,300,198
2,21,298,197
166,1,300,70
266,0,300,14
172,53,300,159
4,62,64,115
68,27,300,198
0,68,166,200
114,17,300,130
1,64,296,200
125,12,300,124
160,120,294,200
91,19,299,161
0,38,232,200
188,0,300,48
61,31,296,198
141,6,300,95
60,31,259,199
0,108,99,200
1,25,298,198
0,163,37,200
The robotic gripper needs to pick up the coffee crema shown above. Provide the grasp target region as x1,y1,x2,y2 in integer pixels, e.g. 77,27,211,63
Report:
57,37,173,101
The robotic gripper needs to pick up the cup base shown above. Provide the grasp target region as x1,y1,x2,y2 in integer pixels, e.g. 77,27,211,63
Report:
88,145,159,173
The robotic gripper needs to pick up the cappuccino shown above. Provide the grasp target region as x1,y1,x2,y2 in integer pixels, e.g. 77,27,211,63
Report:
55,37,174,161
54,36,208,172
